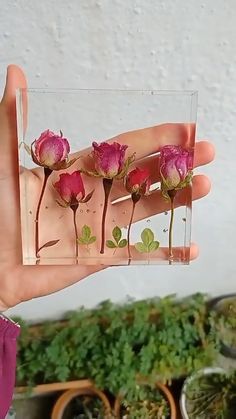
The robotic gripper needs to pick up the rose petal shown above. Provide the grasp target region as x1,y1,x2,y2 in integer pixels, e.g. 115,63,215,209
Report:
126,167,151,195
39,138,65,166
92,141,128,178
34,130,70,168
54,171,85,205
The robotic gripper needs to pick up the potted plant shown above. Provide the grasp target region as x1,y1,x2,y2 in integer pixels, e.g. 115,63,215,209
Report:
51,387,113,419
114,382,176,419
15,294,221,401
210,294,236,359
180,367,236,419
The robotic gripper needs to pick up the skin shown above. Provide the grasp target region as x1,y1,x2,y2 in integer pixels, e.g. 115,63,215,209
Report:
0,65,215,311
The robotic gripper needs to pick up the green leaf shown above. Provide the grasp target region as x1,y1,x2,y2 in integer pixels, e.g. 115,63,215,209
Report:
141,228,154,246
106,240,117,249
148,241,160,252
118,239,128,248
88,236,96,244
82,225,91,240
135,242,148,253
78,237,87,245
112,226,122,244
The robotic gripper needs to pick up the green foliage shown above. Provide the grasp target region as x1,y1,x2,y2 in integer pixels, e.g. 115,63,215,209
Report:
78,225,96,247
185,370,236,419
135,228,159,254
63,394,108,419
16,294,222,401
121,384,169,418
213,297,236,349
106,226,127,250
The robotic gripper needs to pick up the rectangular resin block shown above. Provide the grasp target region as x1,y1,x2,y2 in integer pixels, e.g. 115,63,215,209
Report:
17,89,197,265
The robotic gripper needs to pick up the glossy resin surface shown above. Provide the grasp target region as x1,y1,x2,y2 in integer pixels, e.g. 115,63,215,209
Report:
17,89,197,265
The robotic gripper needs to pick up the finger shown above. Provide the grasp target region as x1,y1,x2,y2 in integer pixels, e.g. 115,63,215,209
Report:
1,64,28,136
0,65,27,175
75,123,195,169
74,243,198,265
102,243,198,263
0,65,27,264
113,174,211,225
193,140,215,167
1,64,27,103
123,242,199,263
110,140,215,201
112,123,195,159
10,239,197,306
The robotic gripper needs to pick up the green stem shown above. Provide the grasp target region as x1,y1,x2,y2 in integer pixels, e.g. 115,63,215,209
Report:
127,201,136,265
72,206,79,264
127,193,140,265
35,168,52,262
100,178,113,254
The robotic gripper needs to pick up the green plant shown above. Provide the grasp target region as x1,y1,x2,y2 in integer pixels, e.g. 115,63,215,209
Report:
214,297,236,350
62,395,108,419
134,228,159,256
184,369,236,419
120,384,170,418
106,226,127,252
77,225,96,252
16,294,222,398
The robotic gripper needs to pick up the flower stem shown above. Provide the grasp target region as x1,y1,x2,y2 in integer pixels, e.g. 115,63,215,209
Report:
35,168,52,262
72,206,79,264
127,202,135,265
167,190,177,265
127,193,140,265
100,178,113,254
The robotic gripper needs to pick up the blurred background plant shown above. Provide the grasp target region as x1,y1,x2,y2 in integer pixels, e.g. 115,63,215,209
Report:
15,293,222,394
182,368,236,419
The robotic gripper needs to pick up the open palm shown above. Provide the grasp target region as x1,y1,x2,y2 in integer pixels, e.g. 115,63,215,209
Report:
0,66,215,311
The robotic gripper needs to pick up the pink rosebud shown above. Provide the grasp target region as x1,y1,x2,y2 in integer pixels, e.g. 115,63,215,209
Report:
92,141,128,178
54,171,85,207
160,145,193,194
126,167,151,196
31,130,70,170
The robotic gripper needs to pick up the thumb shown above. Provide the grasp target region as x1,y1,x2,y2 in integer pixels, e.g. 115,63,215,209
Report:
0,65,28,265
1,65,28,135
1,64,27,105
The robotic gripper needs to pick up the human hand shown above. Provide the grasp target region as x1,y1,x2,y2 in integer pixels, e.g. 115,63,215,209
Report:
0,65,215,311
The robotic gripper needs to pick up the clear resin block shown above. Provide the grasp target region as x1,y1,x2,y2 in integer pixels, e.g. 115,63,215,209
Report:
17,89,197,265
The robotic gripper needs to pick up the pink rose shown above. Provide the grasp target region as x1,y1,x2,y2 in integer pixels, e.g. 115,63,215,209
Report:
160,145,193,194
54,171,85,208
31,130,70,170
92,141,128,178
126,167,151,196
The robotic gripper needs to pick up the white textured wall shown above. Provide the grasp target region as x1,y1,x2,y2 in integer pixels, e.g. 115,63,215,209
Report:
1,0,236,320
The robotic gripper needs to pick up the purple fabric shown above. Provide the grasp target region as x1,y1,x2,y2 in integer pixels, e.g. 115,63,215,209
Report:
0,316,20,419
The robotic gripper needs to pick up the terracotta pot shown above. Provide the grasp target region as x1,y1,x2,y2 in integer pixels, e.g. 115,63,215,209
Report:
51,386,112,419
114,382,177,419
15,379,93,398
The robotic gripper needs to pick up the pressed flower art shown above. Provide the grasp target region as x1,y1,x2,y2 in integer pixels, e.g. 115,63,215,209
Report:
82,141,135,254
31,130,70,170
125,167,151,264
160,145,193,264
17,88,196,265
30,130,77,262
54,171,94,263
